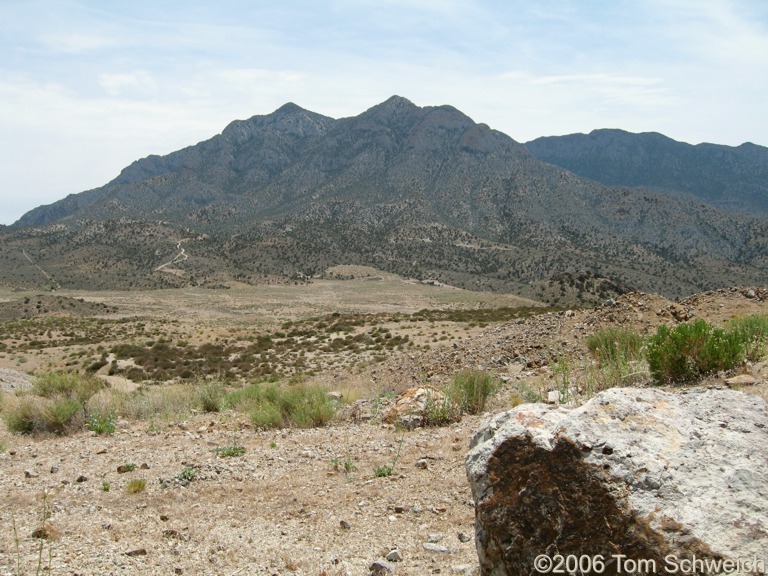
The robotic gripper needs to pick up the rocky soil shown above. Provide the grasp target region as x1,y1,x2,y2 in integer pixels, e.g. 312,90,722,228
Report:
0,285,766,575
1,414,483,576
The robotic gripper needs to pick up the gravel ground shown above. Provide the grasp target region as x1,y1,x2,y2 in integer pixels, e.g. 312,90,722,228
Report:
1,414,483,576
0,368,33,395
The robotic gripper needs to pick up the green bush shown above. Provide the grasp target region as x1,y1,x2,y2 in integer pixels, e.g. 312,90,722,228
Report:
32,371,105,404
585,328,647,393
587,328,644,364
215,444,246,457
424,391,462,426
727,314,768,361
126,479,146,493
45,398,83,434
198,381,225,413
229,382,336,429
86,412,117,435
3,372,107,435
5,397,40,434
646,319,744,384
448,370,499,415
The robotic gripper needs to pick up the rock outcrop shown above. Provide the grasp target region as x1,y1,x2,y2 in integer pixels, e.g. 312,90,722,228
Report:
382,385,458,429
466,387,768,576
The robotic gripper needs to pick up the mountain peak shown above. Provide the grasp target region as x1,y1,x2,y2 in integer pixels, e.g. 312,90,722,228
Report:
273,102,307,115
381,95,416,108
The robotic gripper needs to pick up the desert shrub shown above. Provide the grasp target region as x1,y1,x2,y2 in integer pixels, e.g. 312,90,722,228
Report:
424,391,462,426
4,396,84,435
33,371,105,404
121,384,200,420
198,380,226,413
4,397,40,434
215,444,246,457
448,370,499,415
125,479,146,493
585,328,648,393
86,412,117,435
587,328,644,364
250,400,284,429
646,319,744,384
45,398,83,434
4,371,104,434
727,314,768,361
229,382,336,429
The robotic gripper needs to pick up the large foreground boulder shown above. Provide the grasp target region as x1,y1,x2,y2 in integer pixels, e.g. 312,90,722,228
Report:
466,387,767,575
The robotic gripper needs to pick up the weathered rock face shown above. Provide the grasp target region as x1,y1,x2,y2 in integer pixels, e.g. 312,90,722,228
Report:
382,385,458,429
466,387,768,576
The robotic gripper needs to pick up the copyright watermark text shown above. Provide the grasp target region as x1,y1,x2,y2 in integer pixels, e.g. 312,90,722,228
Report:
533,553,765,574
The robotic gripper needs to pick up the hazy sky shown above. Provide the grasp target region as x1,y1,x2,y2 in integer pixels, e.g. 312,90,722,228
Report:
2,0,767,225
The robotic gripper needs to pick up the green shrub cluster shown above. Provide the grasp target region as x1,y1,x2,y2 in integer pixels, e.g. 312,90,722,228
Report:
584,315,768,390
587,328,644,365
448,370,499,415
5,372,105,435
227,382,336,429
646,319,745,384
727,314,768,361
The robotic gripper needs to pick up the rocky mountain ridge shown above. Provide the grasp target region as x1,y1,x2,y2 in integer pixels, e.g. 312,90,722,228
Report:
3,97,767,299
525,129,768,214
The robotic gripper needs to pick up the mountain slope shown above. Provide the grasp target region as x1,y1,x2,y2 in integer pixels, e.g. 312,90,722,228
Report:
4,97,767,300
525,129,768,214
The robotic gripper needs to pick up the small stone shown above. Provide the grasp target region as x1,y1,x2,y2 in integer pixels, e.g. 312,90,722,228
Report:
725,374,757,386
428,533,445,543
393,505,407,514
340,520,351,530
125,548,147,557
451,565,478,575
457,532,471,543
160,515,170,522
76,475,88,483
24,469,39,478
746,289,756,299
415,459,429,469
386,549,403,562
49,466,59,474
547,390,561,404
369,559,397,574
423,542,450,553
163,529,189,541
117,465,132,474
140,462,150,469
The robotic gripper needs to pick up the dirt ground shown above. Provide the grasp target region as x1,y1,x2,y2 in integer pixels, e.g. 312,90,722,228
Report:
1,280,766,575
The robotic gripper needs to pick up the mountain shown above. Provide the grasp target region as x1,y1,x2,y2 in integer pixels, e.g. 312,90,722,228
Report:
3,97,767,302
525,129,768,214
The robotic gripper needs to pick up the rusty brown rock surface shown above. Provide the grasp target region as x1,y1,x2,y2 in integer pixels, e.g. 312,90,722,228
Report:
466,387,768,576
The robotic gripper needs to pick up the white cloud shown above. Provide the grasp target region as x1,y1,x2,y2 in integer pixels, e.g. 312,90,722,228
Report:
39,32,116,54
98,70,156,97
